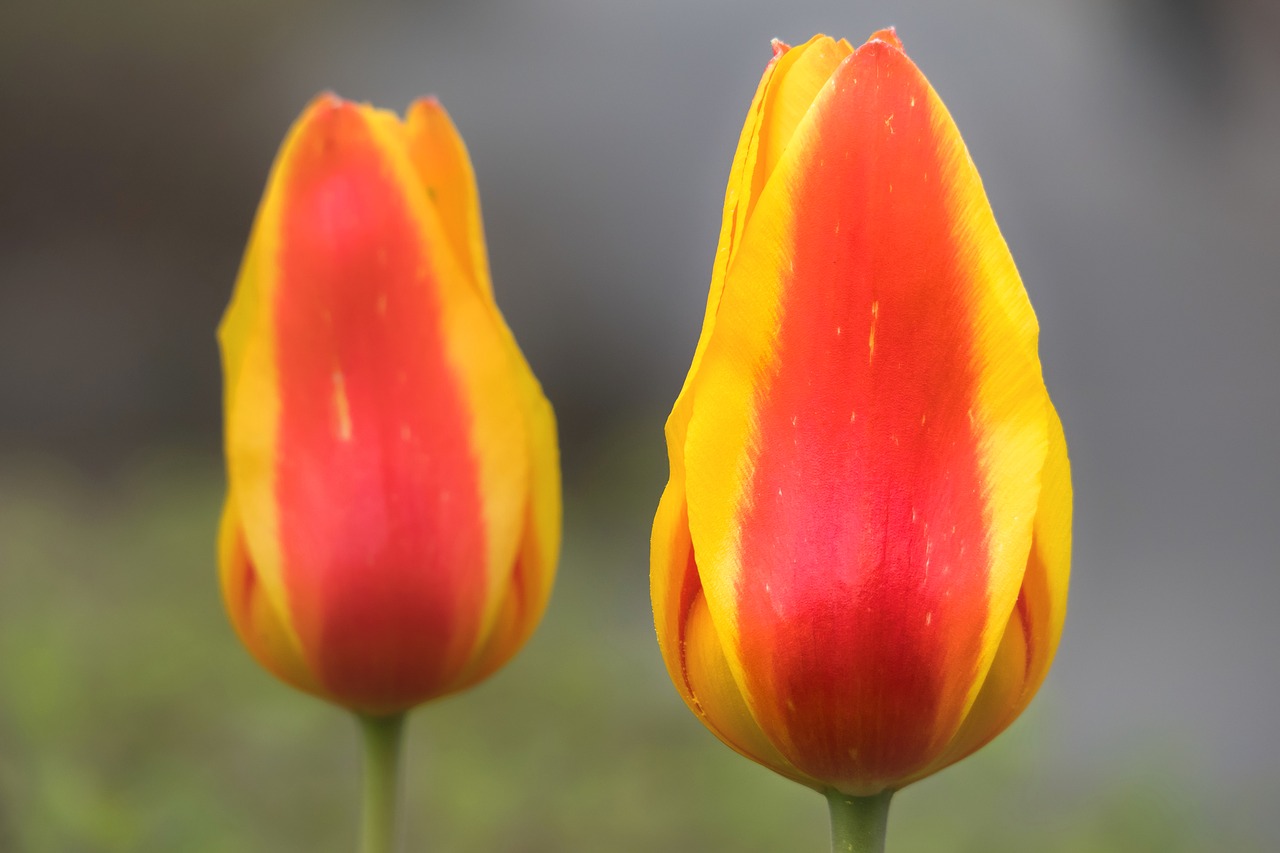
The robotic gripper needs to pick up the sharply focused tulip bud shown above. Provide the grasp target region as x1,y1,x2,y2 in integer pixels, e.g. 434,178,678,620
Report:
651,27,1071,826
218,94,560,717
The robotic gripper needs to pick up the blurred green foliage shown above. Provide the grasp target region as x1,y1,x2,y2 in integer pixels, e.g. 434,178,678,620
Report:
0,443,1265,852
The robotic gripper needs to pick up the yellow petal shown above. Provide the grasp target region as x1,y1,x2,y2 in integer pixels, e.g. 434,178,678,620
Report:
747,35,852,222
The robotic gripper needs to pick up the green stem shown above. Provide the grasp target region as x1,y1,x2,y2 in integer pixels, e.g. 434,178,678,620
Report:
826,788,893,853
358,713,407,853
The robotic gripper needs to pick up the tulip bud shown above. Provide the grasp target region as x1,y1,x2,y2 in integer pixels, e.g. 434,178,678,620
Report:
652,30,1071,797
219,94,560,717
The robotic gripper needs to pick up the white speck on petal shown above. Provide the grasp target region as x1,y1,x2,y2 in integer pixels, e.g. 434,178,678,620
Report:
869,300,880,361
332,370,353,441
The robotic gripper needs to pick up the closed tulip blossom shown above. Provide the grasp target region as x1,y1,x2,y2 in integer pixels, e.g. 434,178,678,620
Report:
651,30,1071,850
219,94,559,852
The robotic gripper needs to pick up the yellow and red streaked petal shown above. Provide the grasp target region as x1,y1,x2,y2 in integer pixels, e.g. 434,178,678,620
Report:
218,499,321,696
683,36,1048,793
651,476,815,787
906,400,1072,782
222,95,528,714
402,92,562,629
397,96,562,689
366,113,537,664
404,97,494,298
403,93,562,679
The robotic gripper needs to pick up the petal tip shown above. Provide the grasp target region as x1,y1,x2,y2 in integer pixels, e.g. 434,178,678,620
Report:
408,94,446,119
864,26,905,53
302,91,353,120
291,92,377,147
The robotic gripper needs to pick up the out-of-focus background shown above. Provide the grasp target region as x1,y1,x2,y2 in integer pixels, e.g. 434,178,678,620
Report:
2,0,1278,850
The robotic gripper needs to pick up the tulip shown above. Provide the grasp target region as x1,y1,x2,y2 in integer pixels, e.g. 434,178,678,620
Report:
218,94,559,851
651,30,1071,850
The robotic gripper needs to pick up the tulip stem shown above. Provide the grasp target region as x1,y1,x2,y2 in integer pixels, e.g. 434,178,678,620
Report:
826,788,893,853
358,712,407,853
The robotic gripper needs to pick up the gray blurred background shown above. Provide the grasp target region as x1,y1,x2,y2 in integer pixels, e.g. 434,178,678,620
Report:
1,0,1278,850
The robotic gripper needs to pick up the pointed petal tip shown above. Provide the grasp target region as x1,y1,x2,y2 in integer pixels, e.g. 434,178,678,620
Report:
770,38,791,58
405,96,463,146
291,92,378,144
408,94,447,119
301,91,354,119
864,26,905,53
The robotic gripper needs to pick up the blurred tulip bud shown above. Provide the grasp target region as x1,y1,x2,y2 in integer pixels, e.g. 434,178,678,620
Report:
219,94,560,716
652,30,1071,796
